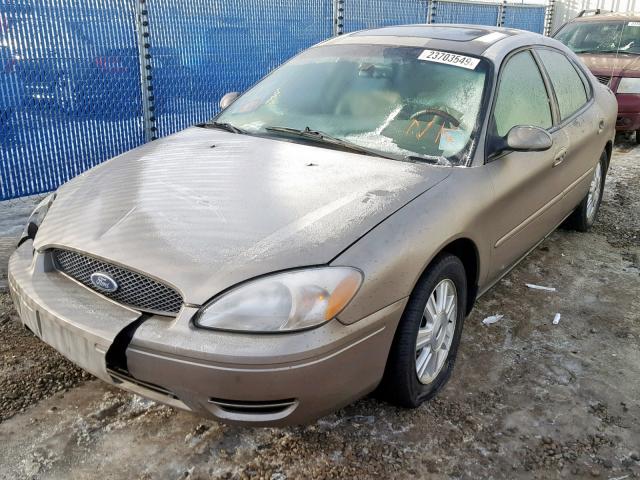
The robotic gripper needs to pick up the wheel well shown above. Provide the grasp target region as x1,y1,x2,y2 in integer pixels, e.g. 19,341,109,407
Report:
441,238,479,315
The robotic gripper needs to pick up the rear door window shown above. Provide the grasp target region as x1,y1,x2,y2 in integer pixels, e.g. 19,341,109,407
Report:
537,49,589,120
493,50,553,137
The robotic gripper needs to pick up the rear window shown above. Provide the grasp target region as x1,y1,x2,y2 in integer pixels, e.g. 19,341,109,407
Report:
537,49,588,120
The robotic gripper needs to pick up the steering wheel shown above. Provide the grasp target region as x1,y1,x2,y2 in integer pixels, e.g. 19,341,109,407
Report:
409,108,460,128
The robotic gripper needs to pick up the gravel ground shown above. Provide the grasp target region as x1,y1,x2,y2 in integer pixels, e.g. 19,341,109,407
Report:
0,141,638,479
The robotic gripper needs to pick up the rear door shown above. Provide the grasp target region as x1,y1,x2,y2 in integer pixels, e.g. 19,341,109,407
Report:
484,49,570,282
534,47,601,213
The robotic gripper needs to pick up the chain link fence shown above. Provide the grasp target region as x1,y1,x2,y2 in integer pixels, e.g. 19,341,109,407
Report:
341,0,428,32
1,0,144,199
432,1,501,26
1,0,547,200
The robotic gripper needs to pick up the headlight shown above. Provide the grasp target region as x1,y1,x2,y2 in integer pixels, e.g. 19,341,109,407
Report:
195,267,363,333
617,77,640,94
18,192,56,245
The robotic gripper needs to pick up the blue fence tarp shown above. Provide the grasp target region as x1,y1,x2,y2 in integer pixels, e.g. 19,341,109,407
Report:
1,0,144,199
146,0,333,138
504,5,546,34
342,0,427,32
0,0,547,200
434,1,500,26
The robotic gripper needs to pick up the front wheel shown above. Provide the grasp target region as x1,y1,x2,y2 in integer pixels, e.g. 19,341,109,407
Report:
566,152,607,232
379,253,467,408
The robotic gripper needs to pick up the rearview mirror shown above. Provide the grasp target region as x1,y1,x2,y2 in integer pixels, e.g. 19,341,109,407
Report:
505,125,553,152
219,91,240,110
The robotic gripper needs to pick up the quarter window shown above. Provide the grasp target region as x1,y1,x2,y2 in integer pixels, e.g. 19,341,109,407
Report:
493,51,552,137
537,49,588,120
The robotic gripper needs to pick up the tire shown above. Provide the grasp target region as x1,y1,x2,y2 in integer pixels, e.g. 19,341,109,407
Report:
379,253,467,408
636,130,640,145
565,152,607,232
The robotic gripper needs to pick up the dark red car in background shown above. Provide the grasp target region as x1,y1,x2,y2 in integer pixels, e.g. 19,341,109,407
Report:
555,12,640,142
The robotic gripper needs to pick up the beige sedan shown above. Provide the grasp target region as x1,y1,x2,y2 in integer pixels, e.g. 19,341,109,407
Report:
9,25,616,425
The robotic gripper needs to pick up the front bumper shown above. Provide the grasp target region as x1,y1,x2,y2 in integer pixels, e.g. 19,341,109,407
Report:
615,111,640,131
8,242,405,426
615,93,640,131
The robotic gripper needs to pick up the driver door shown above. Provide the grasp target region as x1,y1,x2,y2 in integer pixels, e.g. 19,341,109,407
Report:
484,49,569,283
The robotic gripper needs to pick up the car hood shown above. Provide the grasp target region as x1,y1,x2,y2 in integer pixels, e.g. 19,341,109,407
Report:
578,53,640,77
36,127,450,305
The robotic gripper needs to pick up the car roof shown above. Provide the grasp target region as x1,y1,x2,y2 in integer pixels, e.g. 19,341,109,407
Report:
323,24,548,56
570,12,640,22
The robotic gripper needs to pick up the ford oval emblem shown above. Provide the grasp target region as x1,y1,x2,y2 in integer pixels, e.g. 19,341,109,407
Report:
90,272,118,293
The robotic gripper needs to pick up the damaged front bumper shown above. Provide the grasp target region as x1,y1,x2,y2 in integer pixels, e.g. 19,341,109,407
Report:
8,242,405,426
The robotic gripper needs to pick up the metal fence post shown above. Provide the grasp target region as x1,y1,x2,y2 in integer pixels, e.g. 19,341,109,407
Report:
544,0,555,36
134,0,156,141
497,0,507,27
427,0,437,24
333,0,345,35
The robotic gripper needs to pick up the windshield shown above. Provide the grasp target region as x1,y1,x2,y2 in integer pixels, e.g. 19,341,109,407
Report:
215,44,490,166
555,21,640,55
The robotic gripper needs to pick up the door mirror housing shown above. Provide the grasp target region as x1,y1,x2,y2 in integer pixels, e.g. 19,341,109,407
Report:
505,125,553,152
219,91,240,110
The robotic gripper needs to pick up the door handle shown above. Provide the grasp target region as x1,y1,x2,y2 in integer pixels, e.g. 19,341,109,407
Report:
553,150,566,167
598,119,605,134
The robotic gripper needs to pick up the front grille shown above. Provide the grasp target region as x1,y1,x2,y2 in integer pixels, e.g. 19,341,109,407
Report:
595,75,611,86
52,248,183,315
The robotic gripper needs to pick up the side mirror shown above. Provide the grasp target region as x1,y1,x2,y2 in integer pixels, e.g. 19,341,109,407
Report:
505,125,553,152
219,91,240,110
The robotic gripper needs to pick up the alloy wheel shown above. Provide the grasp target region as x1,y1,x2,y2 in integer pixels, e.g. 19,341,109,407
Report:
415,278,457,385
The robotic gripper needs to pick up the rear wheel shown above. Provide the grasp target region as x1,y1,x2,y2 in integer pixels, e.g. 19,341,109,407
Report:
379,253,467,407
636,130,640,145
566,152,606,232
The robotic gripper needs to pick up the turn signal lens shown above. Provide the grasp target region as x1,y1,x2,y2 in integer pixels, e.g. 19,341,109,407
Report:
325,273,362,321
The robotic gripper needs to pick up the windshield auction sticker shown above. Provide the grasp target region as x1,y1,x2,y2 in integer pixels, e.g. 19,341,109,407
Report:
418,50,480,70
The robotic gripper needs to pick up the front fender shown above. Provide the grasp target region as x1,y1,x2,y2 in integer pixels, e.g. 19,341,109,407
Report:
332,166,495,325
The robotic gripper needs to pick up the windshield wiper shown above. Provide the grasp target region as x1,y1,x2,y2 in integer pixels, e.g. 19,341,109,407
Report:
202,121,246,134
264,126,398,160
575,48,639,55
599,50,639,55
406,155,446,165
574,49,607,54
